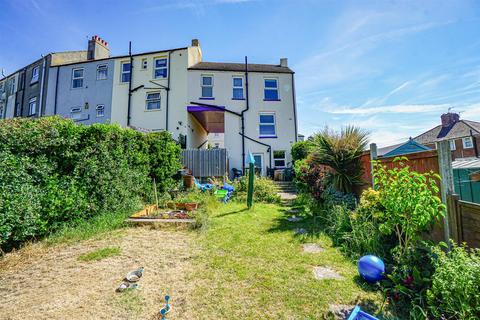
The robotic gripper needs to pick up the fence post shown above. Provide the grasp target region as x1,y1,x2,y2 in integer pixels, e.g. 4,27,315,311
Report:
437,140,454,245
446,194,460,243
370,143,378,188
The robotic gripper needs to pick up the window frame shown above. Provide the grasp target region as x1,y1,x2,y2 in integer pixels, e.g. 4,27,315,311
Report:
141,58,148,70
145,92,161,111
121,61,131,83
154,57,168,79
259,112,276,138
96,64,108,80
200,74,214,99
31,66,39,84
449,139,456,151
70,107,82,120
71,68,84,88
232,76,244,100
28,97,37,115
264,78,279,101
96,104,105,117
273,150,286,168
252,153,264,175
462,136,474,149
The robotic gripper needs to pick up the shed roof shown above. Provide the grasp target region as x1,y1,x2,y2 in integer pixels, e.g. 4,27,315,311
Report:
377,139,432,158
452,157,480,169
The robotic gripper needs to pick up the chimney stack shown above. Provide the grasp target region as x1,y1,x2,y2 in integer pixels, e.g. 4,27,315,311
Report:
88,35,110,60
280,58,288,67
191,39,200,47
441,112,460,127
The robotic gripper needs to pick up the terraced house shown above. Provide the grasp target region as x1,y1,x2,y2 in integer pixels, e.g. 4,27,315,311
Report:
1,37,298,176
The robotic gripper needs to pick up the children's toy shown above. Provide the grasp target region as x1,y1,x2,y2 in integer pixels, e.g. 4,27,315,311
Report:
358,255,385,283
194,178,214,192
159,295,171,320
347,306,379,320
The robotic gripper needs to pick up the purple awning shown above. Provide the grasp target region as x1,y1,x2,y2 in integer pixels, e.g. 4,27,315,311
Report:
187,105,225,133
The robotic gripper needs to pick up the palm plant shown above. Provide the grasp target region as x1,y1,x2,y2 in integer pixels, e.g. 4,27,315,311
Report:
310,125,369,193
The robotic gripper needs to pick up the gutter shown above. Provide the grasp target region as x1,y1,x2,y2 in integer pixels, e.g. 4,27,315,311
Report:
291,72,298,143
53,66,59,115
127,41,133,126
38,57,46,117
239,132,272,169
241,56,249,174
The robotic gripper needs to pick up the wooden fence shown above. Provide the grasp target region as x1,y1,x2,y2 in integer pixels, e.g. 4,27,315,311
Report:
448,194,480,248
181,148,228,178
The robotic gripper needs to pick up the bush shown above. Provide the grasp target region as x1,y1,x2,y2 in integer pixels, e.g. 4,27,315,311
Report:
293,158,328,200
426,244,480,319
0,117,181,251
234,175,281,204
291,140,312,164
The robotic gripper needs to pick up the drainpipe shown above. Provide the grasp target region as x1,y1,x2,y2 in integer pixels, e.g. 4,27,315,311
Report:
471,130,479,158
53,66,59,115
239,132,272,169
38,57,46,117
166,51,171,131
127,41,133,126
240,56,250,174
20,69,26,117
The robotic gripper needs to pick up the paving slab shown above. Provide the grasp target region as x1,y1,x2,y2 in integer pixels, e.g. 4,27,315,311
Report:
313,266,343,280
302,243,324,253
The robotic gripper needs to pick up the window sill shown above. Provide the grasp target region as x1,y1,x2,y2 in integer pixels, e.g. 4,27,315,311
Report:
263,99,281,102
30,81,39,86
232,98,245,100
145,109,162,112
259,136,277,139
199,97,215,100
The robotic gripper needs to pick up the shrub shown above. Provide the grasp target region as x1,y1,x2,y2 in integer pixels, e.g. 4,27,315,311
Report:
291,140,312,164
234,175,281,204
310,126,369,193
426,244,480,319
0,117,181,251
293,158,328,200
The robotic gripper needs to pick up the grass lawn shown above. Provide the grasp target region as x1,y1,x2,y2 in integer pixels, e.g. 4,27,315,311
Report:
0,201,382,319
189,202,382,319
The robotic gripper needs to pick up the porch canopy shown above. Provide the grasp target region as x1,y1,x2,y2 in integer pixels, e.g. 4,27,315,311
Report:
187,105,225,133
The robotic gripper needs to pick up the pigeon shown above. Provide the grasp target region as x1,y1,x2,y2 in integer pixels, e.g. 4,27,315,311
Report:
116,282,140,292
126,267,144,282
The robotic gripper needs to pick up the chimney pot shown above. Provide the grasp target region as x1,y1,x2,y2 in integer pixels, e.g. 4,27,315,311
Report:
280,58,288,67
441,112,460,127
191,39,200,47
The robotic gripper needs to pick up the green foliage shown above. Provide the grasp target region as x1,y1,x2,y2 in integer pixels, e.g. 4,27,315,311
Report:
293,158,328,200
78,246,121,262
373,157,445,257
426,244,480,319
291,140,312,164
0,116,181,251
234,175,281,204
310,125,369,193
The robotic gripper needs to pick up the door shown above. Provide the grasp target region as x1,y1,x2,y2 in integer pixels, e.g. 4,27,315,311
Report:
253,153,263,176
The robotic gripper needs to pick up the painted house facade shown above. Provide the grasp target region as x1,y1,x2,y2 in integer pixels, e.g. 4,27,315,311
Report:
1,37,298,176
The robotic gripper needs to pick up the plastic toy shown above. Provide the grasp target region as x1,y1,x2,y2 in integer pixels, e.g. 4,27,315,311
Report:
347,306,379,320
358,255,385,283
159,295,171,320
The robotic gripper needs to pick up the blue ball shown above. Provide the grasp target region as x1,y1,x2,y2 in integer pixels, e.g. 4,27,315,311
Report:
358,255,385,283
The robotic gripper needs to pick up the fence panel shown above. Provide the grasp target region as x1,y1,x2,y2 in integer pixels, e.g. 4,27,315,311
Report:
181,148,228,178
453,169,480,204
448,194,480,248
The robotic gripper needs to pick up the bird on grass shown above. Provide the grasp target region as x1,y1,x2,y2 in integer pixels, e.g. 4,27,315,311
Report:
126,267,144,282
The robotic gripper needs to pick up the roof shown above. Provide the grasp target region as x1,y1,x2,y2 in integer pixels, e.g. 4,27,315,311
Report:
414,120,480,144
188,62,294,74
453,157,480,169
377,139,432,157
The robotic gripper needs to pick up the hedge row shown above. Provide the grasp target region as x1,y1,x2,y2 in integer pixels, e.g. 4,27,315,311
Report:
0,117,181,251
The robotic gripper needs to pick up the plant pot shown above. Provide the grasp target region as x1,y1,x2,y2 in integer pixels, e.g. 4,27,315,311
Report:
184,202,198,211
183,175,195,189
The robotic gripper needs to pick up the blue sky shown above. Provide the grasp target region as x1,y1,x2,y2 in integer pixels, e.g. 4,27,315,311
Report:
1,0,480,146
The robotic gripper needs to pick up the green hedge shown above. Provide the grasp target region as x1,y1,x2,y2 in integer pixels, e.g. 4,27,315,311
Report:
0,117,181,251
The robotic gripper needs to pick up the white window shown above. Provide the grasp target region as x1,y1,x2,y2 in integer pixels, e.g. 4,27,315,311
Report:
121,62,131,83
28,97,37,115
142,58,148,70
72,68,84,88
273,150,286,167
31,66,39,84
259,113,276,137
201,75,213,98
96,64,108,80
449,139,456,151
146,92,161,110
232,77,244,99
264,78,279,101
462,137,474,149
70,107,81,120
154,58,168,78
96,105,105,117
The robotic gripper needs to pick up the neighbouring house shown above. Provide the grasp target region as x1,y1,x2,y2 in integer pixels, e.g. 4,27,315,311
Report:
414,112,480,160
1,37,298,177
377,138,432,158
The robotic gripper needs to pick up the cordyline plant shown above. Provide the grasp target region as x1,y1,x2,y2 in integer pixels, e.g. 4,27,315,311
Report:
310,125,369,193
372,157,445,257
